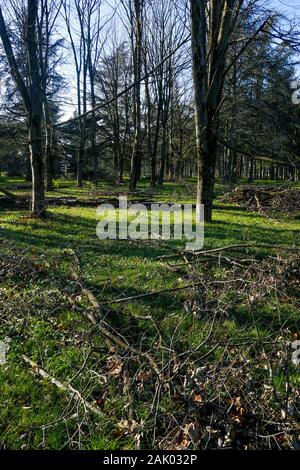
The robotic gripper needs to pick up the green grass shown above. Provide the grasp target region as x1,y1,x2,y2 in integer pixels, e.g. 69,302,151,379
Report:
0,176,299,449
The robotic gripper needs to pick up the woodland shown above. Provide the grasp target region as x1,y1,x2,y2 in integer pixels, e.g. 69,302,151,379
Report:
0,0,299,451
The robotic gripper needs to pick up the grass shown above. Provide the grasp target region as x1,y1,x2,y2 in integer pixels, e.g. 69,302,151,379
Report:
0,176,299,449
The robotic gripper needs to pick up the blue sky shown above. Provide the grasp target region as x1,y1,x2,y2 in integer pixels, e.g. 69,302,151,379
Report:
271,0,300,72
270,0,300,21
59,0,300,120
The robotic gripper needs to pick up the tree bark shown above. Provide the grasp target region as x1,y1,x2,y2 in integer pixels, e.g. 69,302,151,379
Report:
43,98,54,190
190,0,235,222
0,1,45,216
27,0,45,215
129,0,143,191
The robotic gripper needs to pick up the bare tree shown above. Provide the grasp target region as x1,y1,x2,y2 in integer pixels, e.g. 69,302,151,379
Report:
62,0,87,187
38,0,63,190
0,0,45,215
84,0,107,184
144,0,188,186
95,41,132,185
62,0,108,186
190,0,271,222
120,0,144,191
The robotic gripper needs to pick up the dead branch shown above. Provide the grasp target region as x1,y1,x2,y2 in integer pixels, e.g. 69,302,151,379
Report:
22,354,104,417
105,278,250,305
155,244,254,260
169,252,252,269
156,243,300,261
0,187,17,199
71,250,160,375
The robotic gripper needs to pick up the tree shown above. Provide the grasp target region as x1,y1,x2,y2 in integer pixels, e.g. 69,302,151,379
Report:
0,0,45,215
121,0,144,191
144,0,189,186
37,0,64,190
62,0,87,187
95,42,132,185
62,0,107,187
218,15,300,183
190,0,273,222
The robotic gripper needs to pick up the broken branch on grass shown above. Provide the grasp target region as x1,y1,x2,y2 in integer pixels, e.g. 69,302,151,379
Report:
0,187,17,199
169,252,252,269
156,243,300,261
155,244,254,260
22,355,104,417
105,278,250,305
71,250,160,375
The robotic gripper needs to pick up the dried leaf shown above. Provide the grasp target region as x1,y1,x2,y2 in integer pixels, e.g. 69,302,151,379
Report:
106,356,122,376
193,393,203,403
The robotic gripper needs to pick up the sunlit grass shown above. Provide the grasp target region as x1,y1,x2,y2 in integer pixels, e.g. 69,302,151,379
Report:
0,176,299,449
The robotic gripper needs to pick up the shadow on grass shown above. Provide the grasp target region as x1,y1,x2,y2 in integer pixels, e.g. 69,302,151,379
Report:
1,208,298,258
1,208,299,339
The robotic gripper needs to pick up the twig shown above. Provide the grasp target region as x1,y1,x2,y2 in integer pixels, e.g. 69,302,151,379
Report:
105,278,250,305
155,244,254,260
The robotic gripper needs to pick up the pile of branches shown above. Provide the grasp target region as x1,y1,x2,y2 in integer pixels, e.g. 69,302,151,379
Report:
222,185,300,214
1,241,300,450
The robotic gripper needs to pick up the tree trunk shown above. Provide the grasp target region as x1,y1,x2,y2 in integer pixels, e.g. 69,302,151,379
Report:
0,1,45,216
190,0,235,222
77,144,84,188
248,157,254,183
25,147,32,182
196,128,218,222
43,98,54,190
158,121,167,185
27,0,45,215
29,115,45,215
88,61,97,185
129,0,143,191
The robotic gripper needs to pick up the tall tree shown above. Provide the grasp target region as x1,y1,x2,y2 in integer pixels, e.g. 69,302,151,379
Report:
121,0,144,191
0,0,45,215
190,0,270,221
62,0,87,187
95,42,132,185
37,0,63,190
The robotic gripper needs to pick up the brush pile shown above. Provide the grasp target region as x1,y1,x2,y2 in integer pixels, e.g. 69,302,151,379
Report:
223,185,300,214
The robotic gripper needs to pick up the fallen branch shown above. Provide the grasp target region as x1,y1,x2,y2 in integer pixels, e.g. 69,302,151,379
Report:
105,278,249,305
169,252,252,269
71,250,160,375
155,244,254,260
0,187,17,199
156,243,300,261
223,185,300,214
22,354,104,417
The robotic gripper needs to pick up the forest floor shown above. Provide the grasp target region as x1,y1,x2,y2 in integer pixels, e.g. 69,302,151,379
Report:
0,176,299,450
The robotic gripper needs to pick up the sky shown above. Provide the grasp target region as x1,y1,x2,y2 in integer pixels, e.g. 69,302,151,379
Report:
57,0,300,121
271,0,300,17
270,0,300,71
